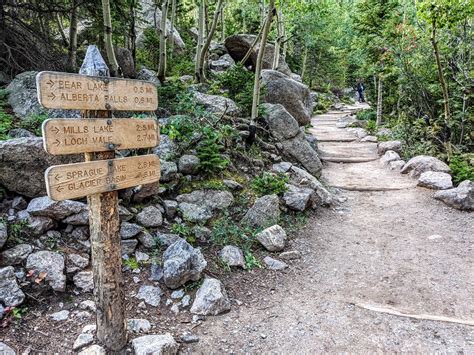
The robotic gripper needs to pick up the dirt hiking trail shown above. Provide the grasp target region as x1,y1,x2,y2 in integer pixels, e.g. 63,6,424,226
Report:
185,104,474,353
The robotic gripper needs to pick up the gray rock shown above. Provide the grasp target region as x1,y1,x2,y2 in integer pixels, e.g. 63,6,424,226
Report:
178,203,213,223
194,92,240,116
305,134,319,151
135,251,150,263
0,138,80,197
132,334,179,355
26,251,65,291
378,140,402,155
121,239,139,255
401,155,451,178
78,345,106,355
223,179,243,190
71,226,90,240
272,161,293,174
73,271,94,292
290,166,333,206
224,34,291,76
62,211,89,225
281,131,323,177
138,231,156,249
434,180,473,211
418,171,453,190
79,300,96,313
149,263,164,281
209,54,235,71
28,215,56,236
0,222,7,249
219,245,245,268
160,161,178,182
261,103,300,141
137,206,163,228
27,197,87,220
389,160,405,171
193,226,212,242
0,244,33,266
177,190,234,211
79,45,109,76
128,318,152,333
73,333,94,351
279,251,301,260
66,254,90,273
180,332,200,344
0,342,16,355
163,200,178,219
153,135,178,161
361,135,378,143
12,196,28,210
137,68,161,87
163,239,207,289
50,310,70,321
380,150,401,166
283,184,314,211
116,47,136,78
181,294,192,308
119,205,134,222
256,225,287,252
261,70,312,126
241,194,280,228
155,233,182,247
6,71,80,120
0,266,25,307
171,289,185,299
263,256,288,270
190,278,231,316
120,222,144,239
136,285,163,306
178,155,200,175
132,182,161,203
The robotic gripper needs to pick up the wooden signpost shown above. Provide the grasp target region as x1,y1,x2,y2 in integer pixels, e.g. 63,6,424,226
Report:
37,45,160,351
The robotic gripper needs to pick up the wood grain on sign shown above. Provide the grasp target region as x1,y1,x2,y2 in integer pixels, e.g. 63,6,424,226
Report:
45,154,160,201
42,118,159,155
36,71,158,111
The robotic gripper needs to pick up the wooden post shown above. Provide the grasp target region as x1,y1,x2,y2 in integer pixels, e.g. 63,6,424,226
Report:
79,45,127,351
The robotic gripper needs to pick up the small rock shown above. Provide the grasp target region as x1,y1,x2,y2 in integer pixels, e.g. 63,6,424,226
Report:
73,333,94,351
193,226,212,242
279,251,301,260
361,135,378,143
128,318,152,333
263,256,288,270
71,226,90,240
149,263,164,281
256,225,287,252
12,196,28,210
170,304,180,315
75,311,91,319
241,194,280,228
177,190,234,212
219,245,245,268
62,211,89,225
389,160,405,171
136,285,163,307
135,251,150,263
160,161,178,182
27,197,87,220
380,150,401,166
66,254,90,273
0,342,15,355
137,206,163,228
378,140,402,155
0,244,33,266
171,289,185,299
283,184,314,211
121,239,139,255
223,180,243,190
155,233,182,247
181,295,191,308
137,231,156,249
132,334,179,355
26,251,66,291
190,278,231,316
82,324,97,334
434,180,473,211
27,215,55,236
178,155,200,175
163,200,178,219
0,222,8,249
180,332,200,344
418,171,453,190
73,271,94,292
50,310,70,321
0,266,25,307
290,166,333,206
271,162,293,173
79,300,96,313
178,202,213,223
78,345,106,355
120,222,144,239
118,205,134,221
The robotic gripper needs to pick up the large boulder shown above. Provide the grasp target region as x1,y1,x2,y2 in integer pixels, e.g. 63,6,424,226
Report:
0,138,80,197
262,104,322,177
283,184,314,211
289,166,333,206
138,0,185,51
115,48,136,78
261,70,312,126
241,194,280,229
401,155,450,178
6,72,80,120
434,180,473,211
136,68,161,88
378,141,402,155
0,222,7,250
190,278,231,316
193,92,240,116
418,171,453,190
26,251,66,291
0,266,25,307
224,34,291,76
27,196,87,220
163,239,207,289
210,54,235,72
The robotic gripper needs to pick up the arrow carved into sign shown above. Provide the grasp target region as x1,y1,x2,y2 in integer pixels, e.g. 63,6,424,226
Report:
56,186,64,193
47,80,55,88
51,126,60,134
48,93,56,101
54,174,62,181
53,139,60,147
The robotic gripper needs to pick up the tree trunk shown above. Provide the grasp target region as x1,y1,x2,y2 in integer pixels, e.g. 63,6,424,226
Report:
129,0,137,65
68,0,78,72
220,6,225,42
376,75,383,126
301,47,308,81
157,0,170,83
196,0,224,83
240,19,266,67
272,7,283,70
56,13,69,47
249,0,275,144
101,0,121,77
169,0,177,60
195,0,205,82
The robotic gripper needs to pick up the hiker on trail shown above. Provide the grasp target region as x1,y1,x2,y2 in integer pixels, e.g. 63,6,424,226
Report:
356,80,365,103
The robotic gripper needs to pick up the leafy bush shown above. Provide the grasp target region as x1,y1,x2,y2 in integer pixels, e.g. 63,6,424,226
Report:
366,120,377,135
449,154,474,184
196,126,230,174
251,173,288,196
210,215,255,247
356,109,376,121
18,113,48,136
0,89,12,140
171,222,195,243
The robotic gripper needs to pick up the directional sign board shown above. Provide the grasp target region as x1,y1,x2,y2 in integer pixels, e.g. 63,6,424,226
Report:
37,71,158,111
42,118,159,155
45,154,160,201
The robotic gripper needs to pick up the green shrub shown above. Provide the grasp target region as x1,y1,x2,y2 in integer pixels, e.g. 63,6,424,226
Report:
0,89,12,140
18,113,48,136
197,126,230,174
366,120,377,135
449,154,474,184
356,109,376,121
210,215,255,247
251,173,288,196
171,222,195,243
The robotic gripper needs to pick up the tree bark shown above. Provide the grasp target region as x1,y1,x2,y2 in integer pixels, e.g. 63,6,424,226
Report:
240,18,266,67
68,0,78,72
376,75,383,126
79,45,127,352
195,0,205,82
56,13,69,47
169,0,177,59
220,6,225,42
157,0,170,83
249,0,275,144
301,47,308,81
272,2,284,70
129,0,137,65
101,0,121,77
196,0,224,83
